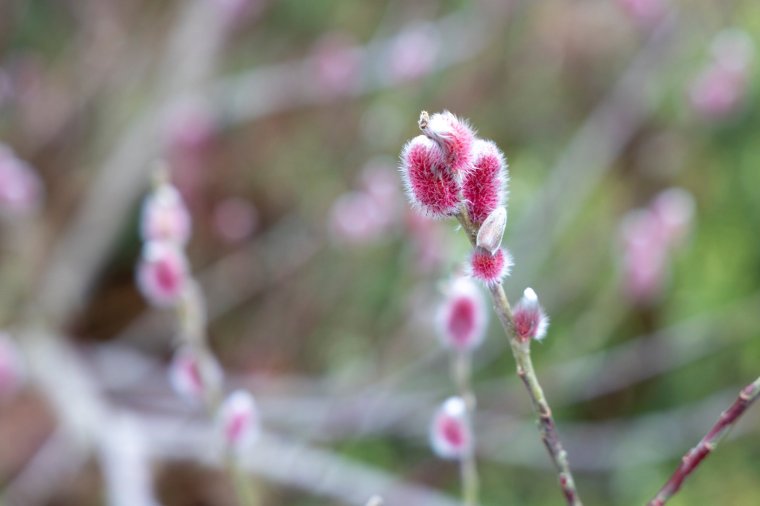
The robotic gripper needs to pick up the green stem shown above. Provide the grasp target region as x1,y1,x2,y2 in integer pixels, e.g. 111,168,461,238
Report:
452,351,479,506
227,456,257,506
456,211,582,506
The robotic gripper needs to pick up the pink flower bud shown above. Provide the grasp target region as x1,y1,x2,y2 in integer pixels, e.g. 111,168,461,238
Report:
0,147,43,216
136,241,190,307
329,191,385,245
168,346,222,404
388,24,440,81
419,111,475,176
690,30,753,121
462,139,508,225
0,332,24,400
619,208,669,302
512,288,549,342
469,247,512,286
650,187,695,247
430,396,472,460
476,207,507,254
436,278,488,351
400,135,461,218
217,389,260,451
140,183,192,245
360,161,402,217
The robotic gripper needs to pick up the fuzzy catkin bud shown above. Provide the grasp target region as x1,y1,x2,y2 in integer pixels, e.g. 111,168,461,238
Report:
469,247,513,286
512,287,549,342
217,389,260,452
462,139,508,225
136,241,190,307
419,111,475,176
436,278,488,351
140,183,192,246
430,396,473,460
168,346,222,404
400,135,461,218
476,207,507,254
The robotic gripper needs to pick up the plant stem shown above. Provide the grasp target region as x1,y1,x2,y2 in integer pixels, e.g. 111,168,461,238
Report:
648,376,760,506
227,455,257,506
456,212,582,506
452,352,479,506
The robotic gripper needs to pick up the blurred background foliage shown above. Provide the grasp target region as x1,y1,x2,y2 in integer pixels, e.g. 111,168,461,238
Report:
1,0,760,505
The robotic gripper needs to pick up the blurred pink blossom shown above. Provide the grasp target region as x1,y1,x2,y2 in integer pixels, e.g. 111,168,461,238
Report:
388,24,440,81
0,145,43,216
140,183,192,246
329,191,385,244
136,241,190,307
217,389,260,451
168,346,223,404
406,211,447,272
213,197,258,244
619,188,695,303
169,347,204,404
329,162,402,245
690,29,754,120
430,396,472,460
311,33,361,96
436,277,488,352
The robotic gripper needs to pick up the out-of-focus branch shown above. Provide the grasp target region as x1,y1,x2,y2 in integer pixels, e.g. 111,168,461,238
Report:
34,0,230,328
137,414,462,506
648,376,760,506
114,212,320,352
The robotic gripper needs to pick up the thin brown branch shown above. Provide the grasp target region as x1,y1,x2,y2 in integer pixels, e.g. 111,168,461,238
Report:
648,376,760,506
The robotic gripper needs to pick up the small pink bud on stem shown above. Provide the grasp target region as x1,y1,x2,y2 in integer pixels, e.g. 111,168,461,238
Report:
140,182,192,246
476,207,507,254
512,287,549,342
218,389,261,452
469,247,513,286
430,396,473,460
168,346,223,405
436,278,488,352
136,241,190,307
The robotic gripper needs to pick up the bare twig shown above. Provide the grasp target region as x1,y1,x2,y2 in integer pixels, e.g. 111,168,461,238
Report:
648,376,760,506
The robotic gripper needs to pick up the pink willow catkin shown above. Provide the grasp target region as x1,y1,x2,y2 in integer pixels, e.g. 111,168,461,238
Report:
400,111,582,505
649,376,760,505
